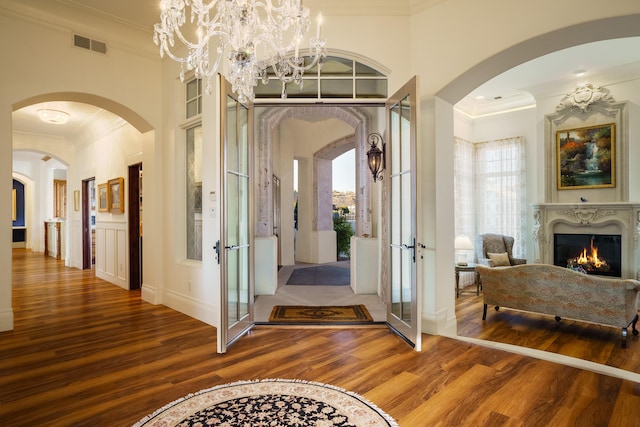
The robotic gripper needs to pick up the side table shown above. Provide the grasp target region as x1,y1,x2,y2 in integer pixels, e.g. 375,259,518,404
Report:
455,263,481,298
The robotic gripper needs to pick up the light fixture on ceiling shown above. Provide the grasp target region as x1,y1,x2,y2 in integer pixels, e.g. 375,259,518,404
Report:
37,109,70,125
366,132,385,183
153,0,327,103
574,70,586,77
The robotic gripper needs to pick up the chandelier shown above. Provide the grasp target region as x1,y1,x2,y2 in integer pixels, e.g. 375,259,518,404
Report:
153,0,327,103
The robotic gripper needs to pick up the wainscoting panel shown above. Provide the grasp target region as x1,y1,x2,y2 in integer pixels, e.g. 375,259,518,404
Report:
117,228,127,281
95,220,128,289
95,227,105,273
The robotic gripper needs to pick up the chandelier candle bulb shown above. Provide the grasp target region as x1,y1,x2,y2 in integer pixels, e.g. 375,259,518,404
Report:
316,13,322,38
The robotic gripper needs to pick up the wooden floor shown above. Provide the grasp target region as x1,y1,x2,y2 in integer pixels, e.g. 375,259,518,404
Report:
456,288,640,374
2,250,640,427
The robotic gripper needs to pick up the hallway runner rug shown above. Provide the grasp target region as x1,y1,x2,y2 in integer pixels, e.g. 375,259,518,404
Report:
268,304,374,323
133,379,399,426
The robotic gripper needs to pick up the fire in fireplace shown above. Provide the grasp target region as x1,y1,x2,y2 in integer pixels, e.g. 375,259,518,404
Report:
553,233,622,277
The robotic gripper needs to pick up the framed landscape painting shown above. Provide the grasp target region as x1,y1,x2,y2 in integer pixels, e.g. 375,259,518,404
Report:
557,123,615,190
109,177,124,213
98,183,109,212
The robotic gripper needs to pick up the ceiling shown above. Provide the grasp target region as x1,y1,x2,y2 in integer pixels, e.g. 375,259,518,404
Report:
11,1,640,163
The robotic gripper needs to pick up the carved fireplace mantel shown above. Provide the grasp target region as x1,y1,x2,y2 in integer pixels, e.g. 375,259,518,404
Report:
532,202,640,279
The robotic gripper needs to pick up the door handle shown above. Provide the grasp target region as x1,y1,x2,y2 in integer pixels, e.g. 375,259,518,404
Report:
403,238,416,262
214,240,221,264
225,244,237,250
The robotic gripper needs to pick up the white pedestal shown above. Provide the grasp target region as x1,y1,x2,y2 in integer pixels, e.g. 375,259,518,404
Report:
255,236,278,295
350,236,379,294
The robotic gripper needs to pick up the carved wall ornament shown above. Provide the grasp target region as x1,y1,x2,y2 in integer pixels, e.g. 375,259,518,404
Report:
531,210,545,242
558,207,616,226
555,82,615,114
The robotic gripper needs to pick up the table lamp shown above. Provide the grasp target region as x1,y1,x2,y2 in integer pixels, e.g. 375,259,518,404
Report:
454,234,473,266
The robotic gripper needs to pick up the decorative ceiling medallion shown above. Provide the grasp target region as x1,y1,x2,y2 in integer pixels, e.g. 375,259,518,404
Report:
555,82,615,113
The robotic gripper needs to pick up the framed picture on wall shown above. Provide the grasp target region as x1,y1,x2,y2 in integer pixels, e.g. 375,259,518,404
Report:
98,183,109,212
12,189,16,221
108,177,124,213
557,123,615,190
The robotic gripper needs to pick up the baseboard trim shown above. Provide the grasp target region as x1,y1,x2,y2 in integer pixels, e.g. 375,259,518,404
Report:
0,308,15,332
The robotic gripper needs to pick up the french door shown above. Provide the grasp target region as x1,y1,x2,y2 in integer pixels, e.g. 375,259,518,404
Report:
217,77,254,353
386,76,421,350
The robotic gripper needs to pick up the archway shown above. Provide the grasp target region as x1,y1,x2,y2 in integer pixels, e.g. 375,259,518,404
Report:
314,133,357,249
11,93,151,289
431,15,640,350
257,105,375,266
13,92,153,133
436,14,640,105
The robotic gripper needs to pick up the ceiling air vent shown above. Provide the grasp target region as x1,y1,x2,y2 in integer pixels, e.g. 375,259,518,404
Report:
73,34,107,55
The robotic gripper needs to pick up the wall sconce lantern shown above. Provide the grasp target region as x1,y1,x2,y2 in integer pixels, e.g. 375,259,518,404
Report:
367,132,385,182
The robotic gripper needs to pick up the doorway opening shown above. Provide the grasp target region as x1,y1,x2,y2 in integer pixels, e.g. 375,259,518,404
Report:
82,178,95,270
128,163,143,290
254,107,386,323
332,149,355,262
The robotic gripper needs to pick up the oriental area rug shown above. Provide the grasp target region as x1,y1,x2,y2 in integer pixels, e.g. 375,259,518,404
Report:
133,379,399,427
268,304,373,323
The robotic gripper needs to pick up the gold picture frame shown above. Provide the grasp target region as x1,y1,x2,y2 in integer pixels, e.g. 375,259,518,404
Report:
98,183,109,212
12,189,16,221
108,177,124,213
557,123,615,190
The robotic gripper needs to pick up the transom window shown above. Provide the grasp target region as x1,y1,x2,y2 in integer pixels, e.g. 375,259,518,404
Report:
186,78,202,118
254,56,388,101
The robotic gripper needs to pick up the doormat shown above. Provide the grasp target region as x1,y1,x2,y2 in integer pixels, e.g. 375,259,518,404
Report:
286,265,350,286
268,305,374,323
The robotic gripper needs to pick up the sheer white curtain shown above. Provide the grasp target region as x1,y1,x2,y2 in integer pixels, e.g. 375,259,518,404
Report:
454,137,475,244
454,136,527,260
453,137,477,287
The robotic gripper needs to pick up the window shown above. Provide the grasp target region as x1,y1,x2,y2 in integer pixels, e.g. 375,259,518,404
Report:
454,136,527,258
254,55,387,101
186,125,203,261
186,78,202,118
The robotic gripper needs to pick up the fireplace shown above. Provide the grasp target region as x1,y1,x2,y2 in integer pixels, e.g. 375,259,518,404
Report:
533,203,640,279
553,233,622,277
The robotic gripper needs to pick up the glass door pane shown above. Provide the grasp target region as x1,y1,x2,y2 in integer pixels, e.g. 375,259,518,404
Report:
386,76,420,349
218,77,254,353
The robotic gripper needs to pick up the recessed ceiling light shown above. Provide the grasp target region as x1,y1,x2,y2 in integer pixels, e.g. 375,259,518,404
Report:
574,70,586,77
475,95,485,100
37,109,70,125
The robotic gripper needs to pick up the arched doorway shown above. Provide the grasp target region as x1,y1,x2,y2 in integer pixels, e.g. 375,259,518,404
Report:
252,105,387,322
11,94,153,291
